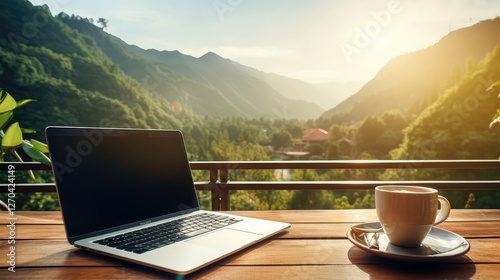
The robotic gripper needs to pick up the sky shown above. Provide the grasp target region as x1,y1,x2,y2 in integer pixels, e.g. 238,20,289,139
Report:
28,0,500,84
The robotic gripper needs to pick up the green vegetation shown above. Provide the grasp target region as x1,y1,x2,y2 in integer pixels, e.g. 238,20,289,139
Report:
488,80,500,128
0,87,54,210
1,0,500,210
321,18,500,125
0,89,50,165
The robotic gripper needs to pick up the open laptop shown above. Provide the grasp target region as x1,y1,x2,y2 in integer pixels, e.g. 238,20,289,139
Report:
45,126,290,275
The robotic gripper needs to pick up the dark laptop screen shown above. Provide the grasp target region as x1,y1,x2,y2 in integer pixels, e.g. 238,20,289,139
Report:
45,127,199,241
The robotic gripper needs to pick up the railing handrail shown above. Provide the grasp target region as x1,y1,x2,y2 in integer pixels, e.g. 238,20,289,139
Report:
4,159,500,170
3,159,500,170
2,160,500,210
189,159,500,170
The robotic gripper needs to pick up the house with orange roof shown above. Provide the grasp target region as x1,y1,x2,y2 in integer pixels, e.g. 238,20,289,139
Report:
302,128,330,143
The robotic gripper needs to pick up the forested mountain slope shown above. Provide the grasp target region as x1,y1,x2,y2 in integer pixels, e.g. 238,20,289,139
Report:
0,0,187,140
322,18,500,124
0,0,324,141
393,45,500,160
58,13,324,119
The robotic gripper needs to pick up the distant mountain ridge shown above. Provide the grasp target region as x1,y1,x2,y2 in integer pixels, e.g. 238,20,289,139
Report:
233,68,363,110
4,0,500,131
59,16,327,119
322,17,500,123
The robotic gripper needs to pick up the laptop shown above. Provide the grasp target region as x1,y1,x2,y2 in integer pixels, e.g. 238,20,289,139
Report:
45,126,290,275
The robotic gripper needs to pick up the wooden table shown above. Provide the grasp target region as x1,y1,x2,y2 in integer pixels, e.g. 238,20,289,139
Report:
1,209,499,279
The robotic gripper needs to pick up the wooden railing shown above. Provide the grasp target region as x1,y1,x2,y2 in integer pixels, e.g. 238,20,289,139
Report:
2,160,500,211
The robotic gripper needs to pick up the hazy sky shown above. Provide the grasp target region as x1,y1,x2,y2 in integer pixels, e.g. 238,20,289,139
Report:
28,0,500,84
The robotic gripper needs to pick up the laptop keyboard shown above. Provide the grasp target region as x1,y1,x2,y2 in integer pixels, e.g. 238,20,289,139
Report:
93,213,243,254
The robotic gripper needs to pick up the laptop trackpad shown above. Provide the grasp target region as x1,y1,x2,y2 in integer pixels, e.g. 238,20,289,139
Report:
186,229,263,251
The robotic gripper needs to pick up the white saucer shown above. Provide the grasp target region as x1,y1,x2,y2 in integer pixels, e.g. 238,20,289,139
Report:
347,222,470,262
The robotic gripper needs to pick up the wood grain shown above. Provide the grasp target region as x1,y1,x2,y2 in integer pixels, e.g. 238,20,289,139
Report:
0,210,498,279
1,264,498,280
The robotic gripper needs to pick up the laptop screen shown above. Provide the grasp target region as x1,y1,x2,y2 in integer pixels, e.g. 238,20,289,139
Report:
45,127,199,241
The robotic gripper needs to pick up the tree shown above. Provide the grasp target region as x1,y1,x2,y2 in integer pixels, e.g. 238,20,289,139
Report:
328,123,349,140
306,143,325,157
354,116,384,156
488,80,500,128
326,142,340,159
271,130,292,150
97,18,109,30
381,110,408,131
284,119,304,138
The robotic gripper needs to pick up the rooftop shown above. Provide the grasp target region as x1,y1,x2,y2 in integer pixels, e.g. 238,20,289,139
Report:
302,128,330,142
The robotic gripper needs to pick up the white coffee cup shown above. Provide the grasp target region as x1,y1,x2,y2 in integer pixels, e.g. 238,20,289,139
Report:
375,185,451,247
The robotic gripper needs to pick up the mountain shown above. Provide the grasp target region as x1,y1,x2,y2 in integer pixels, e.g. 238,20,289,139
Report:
0,0,186,138
0,0,325,133
231,68,362,110
393,44,500,161
58,15,324,119
322,18,500,124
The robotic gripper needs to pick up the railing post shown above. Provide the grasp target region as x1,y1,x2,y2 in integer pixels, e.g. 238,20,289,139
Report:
219,169,229,211
209,169,220,211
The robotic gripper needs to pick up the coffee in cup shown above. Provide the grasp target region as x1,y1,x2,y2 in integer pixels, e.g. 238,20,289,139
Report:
375,185,451,247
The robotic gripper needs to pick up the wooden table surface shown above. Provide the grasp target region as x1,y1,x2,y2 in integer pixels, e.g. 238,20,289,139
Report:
1,209,499,279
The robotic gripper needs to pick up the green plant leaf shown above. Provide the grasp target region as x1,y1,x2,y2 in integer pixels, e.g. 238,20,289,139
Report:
492,109,500,121
1,122,23,149
0,92,16,114
16,99,36,109
21,128,36,133
0,111,13,130
22,140,51,165
31,138,49,153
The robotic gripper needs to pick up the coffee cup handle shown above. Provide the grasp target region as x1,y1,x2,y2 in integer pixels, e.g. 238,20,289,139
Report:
434,195,451,225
